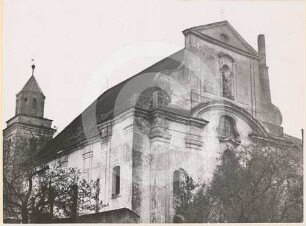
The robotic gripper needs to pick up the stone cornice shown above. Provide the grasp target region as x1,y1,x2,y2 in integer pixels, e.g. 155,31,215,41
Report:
38,135,102,165
134,106,208,129
152,108,208,129
6,114,53,124
249,133,293,148
38,107,208,164
3,121,56,136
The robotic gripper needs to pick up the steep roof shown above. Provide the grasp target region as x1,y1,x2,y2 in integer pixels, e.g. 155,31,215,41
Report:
20,75,45,96
39,49,186,161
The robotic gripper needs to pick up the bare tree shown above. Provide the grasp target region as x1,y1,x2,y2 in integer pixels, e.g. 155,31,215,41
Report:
3,135,104,223
3,134,50,223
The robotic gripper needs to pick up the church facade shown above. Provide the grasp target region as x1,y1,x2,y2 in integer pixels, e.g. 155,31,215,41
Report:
4,21,302,223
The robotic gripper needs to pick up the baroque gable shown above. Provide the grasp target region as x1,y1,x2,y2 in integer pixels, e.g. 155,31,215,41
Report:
183,21,259,58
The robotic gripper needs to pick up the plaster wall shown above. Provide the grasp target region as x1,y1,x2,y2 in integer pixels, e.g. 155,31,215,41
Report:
133,107,254,222
47,113,135,215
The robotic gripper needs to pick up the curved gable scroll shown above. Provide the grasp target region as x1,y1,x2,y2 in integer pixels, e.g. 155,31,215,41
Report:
191,100,268,137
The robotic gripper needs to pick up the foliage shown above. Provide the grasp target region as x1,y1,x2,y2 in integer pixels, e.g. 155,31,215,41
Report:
175,143,303,223
32,167,103,221
3,135,104,223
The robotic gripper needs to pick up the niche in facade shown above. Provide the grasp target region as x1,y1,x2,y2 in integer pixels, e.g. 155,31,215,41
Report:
219,53,235,100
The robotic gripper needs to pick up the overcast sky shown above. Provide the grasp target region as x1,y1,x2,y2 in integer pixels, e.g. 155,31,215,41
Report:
3,0,305,138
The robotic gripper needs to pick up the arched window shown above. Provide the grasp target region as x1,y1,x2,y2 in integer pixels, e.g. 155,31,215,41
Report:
173,169,187,201
112,166,120,197
173,170,181,198
221,65,233,99
217,115,237,139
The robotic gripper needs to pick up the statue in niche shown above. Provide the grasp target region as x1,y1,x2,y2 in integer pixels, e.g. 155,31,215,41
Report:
221,64,233,99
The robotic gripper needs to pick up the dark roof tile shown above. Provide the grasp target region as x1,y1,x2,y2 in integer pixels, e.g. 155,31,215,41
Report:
39,49,186,161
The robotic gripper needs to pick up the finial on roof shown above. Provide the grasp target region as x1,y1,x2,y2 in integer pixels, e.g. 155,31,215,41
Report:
31,59,35,76
220,9,224,20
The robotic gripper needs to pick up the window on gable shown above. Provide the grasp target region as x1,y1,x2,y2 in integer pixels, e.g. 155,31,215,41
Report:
112,166,120,197
220,33,229,43
217,115,237,139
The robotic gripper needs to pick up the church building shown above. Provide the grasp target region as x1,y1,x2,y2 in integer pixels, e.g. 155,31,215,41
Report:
4,21,302,223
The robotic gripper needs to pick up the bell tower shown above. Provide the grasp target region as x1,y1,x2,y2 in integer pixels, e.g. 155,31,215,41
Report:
15,64,46,118
3,63,56,220
4,63,56,146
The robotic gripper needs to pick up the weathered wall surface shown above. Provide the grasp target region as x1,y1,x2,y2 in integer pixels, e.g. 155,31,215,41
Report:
47,112,135,215
132,106,255,223
16,92,45,118
185,34,255,110
167,33,282,132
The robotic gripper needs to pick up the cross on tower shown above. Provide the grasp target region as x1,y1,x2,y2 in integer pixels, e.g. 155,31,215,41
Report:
31,59,36,76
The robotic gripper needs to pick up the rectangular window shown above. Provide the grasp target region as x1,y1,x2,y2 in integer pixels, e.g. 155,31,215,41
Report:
83,151,93,181
112,166,120,197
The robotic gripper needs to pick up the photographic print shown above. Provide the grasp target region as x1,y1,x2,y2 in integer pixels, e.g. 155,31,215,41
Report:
2,0,304,224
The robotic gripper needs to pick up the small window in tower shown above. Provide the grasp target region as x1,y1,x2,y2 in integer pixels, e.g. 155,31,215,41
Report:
32,98,37,109
112,166,120,198
24,97,28,102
